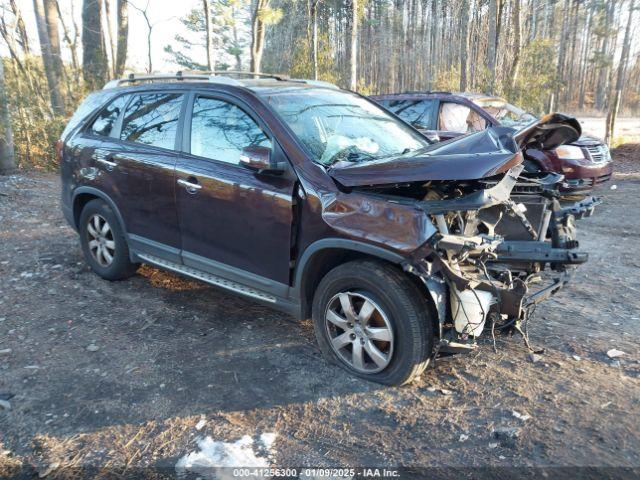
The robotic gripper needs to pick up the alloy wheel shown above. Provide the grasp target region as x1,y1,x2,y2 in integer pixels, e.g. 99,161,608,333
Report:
86,214,116,267
324,292,394,374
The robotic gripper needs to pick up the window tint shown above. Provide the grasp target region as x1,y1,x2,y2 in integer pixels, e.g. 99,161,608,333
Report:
383,99,436,129
190,97,271,164
438,102,487,132
89,95,129,137
120,93,183,149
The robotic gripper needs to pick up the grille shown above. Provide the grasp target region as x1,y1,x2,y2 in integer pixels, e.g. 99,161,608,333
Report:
584,145,610,163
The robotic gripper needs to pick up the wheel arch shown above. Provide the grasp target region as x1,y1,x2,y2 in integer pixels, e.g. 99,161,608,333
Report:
294,239,439,336
72,187,127,234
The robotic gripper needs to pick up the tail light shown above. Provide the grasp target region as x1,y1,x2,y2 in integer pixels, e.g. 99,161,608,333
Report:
55,140,63,164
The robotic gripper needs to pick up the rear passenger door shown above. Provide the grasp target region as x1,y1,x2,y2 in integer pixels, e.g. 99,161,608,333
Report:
175,93,295,288
111,91,186,261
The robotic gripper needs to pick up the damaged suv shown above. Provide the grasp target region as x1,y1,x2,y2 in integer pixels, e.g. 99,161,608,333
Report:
60,73,595,385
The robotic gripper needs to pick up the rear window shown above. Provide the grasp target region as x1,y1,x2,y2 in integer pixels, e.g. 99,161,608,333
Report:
89,95,130,137
379,99,436,130
120,93,184,150
61,91,116,140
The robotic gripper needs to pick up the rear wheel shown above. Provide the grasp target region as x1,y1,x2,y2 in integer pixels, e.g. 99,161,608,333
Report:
312,260,434,385
78,199,138,280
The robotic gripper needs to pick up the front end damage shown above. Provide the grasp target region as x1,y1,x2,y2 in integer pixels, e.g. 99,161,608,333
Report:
323,115,598,355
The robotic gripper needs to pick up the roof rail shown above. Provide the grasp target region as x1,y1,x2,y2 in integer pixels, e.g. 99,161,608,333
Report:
289,78,339,89
102,70,293,89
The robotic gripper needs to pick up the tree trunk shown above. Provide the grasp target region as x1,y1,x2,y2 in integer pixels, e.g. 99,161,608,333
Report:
115,0,128,76
250,0,267,73
595,0,616,110
9,0,30,54
44,0,64,82
33,0,65,114
0,59,16,174
486,0,497,92
507,0,521,92
606,0,635,145
311,0,319,80
82,0,108,90
551,0,570,112
350,0,358,90
459,0,469,91
202,0,215,71
104,0,117,77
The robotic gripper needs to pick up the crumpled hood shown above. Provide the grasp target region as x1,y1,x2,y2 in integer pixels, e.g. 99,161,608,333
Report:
328,113,582,188
514,113,582,150
329,127,523,187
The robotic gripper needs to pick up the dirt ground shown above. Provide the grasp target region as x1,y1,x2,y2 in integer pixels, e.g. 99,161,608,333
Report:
1,146,640,479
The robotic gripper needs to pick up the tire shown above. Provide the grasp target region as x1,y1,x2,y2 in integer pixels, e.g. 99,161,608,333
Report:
78,199,138,281
312,259,434,386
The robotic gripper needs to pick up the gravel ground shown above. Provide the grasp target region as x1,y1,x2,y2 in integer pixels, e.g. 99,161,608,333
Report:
1,147,639,479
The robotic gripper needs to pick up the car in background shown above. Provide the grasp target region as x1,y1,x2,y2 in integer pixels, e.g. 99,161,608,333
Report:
371,92,613,193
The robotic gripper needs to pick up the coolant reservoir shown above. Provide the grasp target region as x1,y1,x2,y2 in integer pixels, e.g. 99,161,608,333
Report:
451,287,494,337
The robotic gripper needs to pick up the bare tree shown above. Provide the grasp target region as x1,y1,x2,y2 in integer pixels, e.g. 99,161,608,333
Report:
250,0,268,72
33,0,65,114
349,0,358,90
82,0,108,89
606,0,636,145
0,58,16,174
115,0,128,76
202,0,215,71
486,0,498,92
104,0,117,76
310,0,320,80
127,0,154,73
506,0,522,92
459,0,469,91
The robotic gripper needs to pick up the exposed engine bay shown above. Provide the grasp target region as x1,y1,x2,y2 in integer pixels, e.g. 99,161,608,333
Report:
323,114,600,355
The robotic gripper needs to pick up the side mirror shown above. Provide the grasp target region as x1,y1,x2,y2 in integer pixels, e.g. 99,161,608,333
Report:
239,146,284,174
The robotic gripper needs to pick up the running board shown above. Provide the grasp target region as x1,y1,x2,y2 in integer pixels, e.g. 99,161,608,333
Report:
136,253,277,303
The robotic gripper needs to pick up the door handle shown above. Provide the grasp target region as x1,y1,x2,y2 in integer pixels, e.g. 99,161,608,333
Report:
177,177,202,193
96,157,118,171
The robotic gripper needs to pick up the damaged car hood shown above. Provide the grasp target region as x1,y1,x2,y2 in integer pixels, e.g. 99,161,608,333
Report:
328,127,523,187
513,112,581,150
328,114,582,188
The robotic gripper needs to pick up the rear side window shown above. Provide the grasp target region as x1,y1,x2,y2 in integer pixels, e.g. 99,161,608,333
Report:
190,96,271,164
120,93,184,150
382,99,436,129
62,91,115,140
89,95,129,137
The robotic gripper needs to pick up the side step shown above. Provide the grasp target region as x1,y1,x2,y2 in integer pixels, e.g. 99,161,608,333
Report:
136,253,277,303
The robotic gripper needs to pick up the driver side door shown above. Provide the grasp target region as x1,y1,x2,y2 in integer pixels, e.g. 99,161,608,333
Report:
175,92,296,289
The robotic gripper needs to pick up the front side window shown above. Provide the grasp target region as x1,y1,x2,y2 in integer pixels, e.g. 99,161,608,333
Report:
438,102,487,133
260,88,431,166
89,95,129,137
190,97,271,164
120,93,183,149
383,99,436,129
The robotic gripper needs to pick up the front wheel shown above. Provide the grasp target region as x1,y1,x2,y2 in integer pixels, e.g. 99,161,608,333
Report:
312,260,434,386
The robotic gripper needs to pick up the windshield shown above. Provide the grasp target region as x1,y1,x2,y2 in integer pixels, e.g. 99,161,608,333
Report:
471,98,537,128
260,87,431,166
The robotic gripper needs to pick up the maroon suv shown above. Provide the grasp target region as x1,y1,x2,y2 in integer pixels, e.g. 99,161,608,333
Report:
372,92,613,193
60,73,595,385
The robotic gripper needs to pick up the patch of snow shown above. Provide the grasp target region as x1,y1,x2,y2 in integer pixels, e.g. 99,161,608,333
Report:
176,433,277,479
